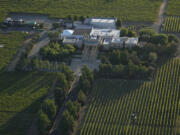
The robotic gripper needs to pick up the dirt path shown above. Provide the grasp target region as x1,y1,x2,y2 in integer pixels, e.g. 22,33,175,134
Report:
28,29,50,58
6,37,33,71
152,0,168,33
27,78,57,135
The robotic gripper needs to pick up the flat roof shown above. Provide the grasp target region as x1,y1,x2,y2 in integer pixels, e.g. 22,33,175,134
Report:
90,28,120,37
91,18,115,24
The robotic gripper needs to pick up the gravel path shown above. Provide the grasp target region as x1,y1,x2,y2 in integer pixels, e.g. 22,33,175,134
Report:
152,0,168,33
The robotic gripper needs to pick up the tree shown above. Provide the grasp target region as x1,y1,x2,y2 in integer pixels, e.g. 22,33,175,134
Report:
78,90,87,105
131,51,140,65
120,28,128,37
120,50,129,65
32,57,39,70
109,50,121,65
128,60,139,78
79,76,91,94
48,31,59,41
81,66,94,83
38,110,51,135
65,100,80,120
139,28,156,37
168,34,179,43
113,64,125,76
151,34,168,45
41,99,57,120
57,72,68,90
116,19,122,28
128,30,136,37
64,44,75,54
59,110,74,135
60,63,74,82
148,52,158,63
54,87,67,106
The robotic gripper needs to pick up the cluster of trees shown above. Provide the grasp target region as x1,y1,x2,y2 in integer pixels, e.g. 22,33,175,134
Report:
37,64,74,135
57,66,94,135
99,49,157,79
120,27,137,37
38,99,57,135
40,42,75,62
139,28,179,56
58,100,80,135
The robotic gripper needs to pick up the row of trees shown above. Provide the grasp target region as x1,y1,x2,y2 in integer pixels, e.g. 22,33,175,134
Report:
40,42,75,62
120,28,137,37
99,50,156,79
58,66,94,135
139,28,179,46
37,64,74,135
38,99,57,135
59,100,80,135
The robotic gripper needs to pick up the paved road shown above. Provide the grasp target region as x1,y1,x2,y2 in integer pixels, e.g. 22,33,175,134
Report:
71,46,100,73
152,0,168,33
6,37,33,71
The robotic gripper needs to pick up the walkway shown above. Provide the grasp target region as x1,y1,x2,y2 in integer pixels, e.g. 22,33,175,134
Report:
152,0,168,33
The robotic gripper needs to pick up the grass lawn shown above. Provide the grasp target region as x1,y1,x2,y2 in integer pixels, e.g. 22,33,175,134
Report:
79,58,180,135
0,32,27,71
0,0,162,22
0,71,55,135
167,0,180,16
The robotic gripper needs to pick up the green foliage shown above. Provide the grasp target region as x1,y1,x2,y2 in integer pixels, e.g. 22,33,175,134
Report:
0,0,162,22
120,28,128,37
40,42,75,61
78,90,87,105
59,110,75,135
56,72,68,90
167,0,180,16
41,99,57,121
0,72,55,135
80,58,180,135
60,63,74,83
139,28,156,37
116,19,122,28
66,100,80,120
54,87,67,107
0,32,26,70
38,110,51,135
48,31,59,41
148,52,158,63
168,34,179,43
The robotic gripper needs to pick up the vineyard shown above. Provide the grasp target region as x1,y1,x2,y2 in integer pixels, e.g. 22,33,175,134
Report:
167,0,180,16
0,0,162,22
163,16,180,33
0,72,55,135
79,58,180,135
0,32,27,70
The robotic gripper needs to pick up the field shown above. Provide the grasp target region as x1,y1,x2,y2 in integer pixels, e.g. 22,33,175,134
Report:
163,16,180,33
0,72,55,135
0,32,26,70
0,0,162,22
167,0,180,16
80,58,180,135
0,31,55,135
